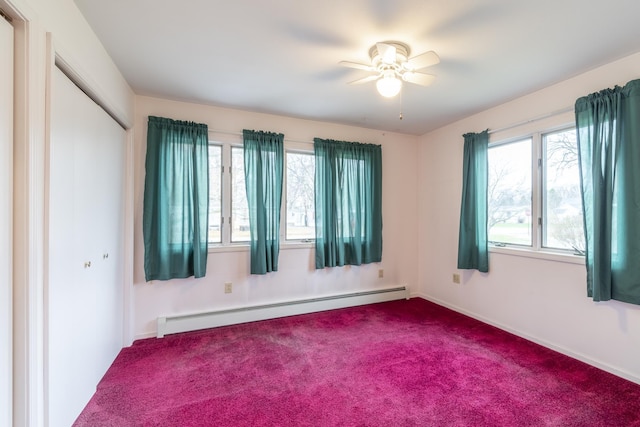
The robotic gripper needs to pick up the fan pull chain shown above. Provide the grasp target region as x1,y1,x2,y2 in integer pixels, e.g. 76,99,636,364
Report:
399,86,403,120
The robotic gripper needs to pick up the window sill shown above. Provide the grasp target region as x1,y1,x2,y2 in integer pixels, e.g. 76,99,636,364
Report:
489,245,585,265
207,240,315,254
281,241,314,250
208,244,249,253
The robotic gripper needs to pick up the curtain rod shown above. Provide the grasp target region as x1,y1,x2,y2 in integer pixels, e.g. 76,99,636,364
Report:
488,106,574,135
209,128,313,145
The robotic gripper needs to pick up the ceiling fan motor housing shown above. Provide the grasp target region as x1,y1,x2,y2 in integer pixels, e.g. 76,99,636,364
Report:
369,41,410,71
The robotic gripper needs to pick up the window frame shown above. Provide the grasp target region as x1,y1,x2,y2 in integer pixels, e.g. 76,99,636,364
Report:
487,136,534,248
488,124,585,264
229,145,250,244
207,143,223,245
284,148,316,243
207,136,249,251
207,136,315,252
540,127,583,253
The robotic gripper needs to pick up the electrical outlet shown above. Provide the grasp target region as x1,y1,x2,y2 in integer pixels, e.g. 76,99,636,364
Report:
224,282,232,294
378,269,384,278
452,273,461,284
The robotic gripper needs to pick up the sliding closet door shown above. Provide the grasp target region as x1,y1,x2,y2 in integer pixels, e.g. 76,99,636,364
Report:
48,66,125,427
0,15,13,427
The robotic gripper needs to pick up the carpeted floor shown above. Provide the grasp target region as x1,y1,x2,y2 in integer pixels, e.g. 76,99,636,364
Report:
74,298,640,426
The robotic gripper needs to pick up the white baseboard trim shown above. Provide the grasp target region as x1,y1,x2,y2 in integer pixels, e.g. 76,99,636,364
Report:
156,286,410,338
415,292,640,385
133,332,156,342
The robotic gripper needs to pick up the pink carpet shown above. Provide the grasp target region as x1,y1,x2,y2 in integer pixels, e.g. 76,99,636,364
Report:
74,298,640,426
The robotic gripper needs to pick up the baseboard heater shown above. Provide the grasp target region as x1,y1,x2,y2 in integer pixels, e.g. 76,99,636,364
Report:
157,286,409,338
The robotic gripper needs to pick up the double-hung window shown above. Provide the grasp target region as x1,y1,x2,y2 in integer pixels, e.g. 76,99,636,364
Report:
488,127,584,254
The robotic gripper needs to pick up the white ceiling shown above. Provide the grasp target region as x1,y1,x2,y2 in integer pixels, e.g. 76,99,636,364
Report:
75,0,640,135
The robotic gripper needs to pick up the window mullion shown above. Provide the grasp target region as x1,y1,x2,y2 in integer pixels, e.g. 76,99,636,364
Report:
531,132,542,250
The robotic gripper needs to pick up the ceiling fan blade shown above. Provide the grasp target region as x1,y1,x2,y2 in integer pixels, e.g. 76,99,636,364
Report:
406,51,440,70
339,60,374,71
377,42,397,64
402,72,436,86
348,74,380,85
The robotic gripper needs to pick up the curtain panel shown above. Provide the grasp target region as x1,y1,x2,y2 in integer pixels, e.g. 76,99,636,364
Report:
457,130,489,273
314,138,382,269
575,79,640,305
243,130,284,274
143,116,209,281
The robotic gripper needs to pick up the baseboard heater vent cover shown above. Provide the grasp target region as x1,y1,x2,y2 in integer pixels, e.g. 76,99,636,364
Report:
157,286,409,338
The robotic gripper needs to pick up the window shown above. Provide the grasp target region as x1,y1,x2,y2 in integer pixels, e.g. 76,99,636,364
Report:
231,146,250,242
313,138,382,268
488,127,585,254
207,142,250,246
207,140,315,247
285,151,315,240
488,138,532,246
208,145,222,243
542,128,584,252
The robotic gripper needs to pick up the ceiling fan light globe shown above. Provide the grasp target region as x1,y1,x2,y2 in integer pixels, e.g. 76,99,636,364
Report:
376,76,402,98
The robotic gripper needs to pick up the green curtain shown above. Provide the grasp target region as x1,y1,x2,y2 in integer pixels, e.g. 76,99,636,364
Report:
457,130,489,273
143,116,209,281
243,130,284,274
575,79,640,305
314,138,382,269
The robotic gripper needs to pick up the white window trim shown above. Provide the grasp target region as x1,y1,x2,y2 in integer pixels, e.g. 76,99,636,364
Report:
208,243,249,253
490,246,585,265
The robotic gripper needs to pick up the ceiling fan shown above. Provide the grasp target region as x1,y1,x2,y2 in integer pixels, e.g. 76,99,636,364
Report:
339,41,440,98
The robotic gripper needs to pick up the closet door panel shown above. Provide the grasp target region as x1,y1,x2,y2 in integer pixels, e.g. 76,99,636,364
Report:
90,88,125,376
48,68,98,427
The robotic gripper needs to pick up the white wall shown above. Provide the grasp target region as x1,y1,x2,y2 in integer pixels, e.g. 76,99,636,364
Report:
133,96,419,338
28,0,133,126
418,52,640,383
0,14,13,427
